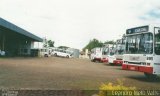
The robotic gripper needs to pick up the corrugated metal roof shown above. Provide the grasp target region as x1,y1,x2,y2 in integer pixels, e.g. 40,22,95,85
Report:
0,17,43,42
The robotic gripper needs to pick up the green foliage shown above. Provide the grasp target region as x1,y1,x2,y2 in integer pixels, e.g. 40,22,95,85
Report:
99,79,136,96
48,40,54,47
43,38,48,48
43,39,54,47
58,46,69,50
83,38,103,51
104,40,115,44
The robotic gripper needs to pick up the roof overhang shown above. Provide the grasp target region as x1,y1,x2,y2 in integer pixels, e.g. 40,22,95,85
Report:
0,17,43,42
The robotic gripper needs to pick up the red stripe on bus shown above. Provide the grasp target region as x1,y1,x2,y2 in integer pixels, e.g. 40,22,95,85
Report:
113,60,123,65
122,64,153,74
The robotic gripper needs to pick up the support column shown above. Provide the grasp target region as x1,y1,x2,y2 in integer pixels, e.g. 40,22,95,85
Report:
2,33,5,51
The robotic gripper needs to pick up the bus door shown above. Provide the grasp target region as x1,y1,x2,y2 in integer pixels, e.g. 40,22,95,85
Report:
153,27,160,74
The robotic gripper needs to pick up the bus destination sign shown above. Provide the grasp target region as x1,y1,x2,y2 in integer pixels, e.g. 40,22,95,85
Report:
126,26,149,34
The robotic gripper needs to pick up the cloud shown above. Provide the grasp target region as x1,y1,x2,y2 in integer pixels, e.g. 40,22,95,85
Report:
0,0,160,49
140,8,160,20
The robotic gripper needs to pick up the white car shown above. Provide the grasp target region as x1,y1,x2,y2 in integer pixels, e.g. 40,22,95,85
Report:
52,49,72,58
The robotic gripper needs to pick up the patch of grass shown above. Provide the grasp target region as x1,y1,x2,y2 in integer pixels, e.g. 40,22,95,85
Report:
99,79,136,96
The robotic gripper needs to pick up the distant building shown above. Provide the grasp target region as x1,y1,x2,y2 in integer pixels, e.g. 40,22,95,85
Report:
66,48,80,58
0,18,43,56
79,49,90,59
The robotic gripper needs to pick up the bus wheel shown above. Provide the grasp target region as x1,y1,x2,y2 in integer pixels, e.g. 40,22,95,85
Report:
95,59,100,63
109,63,114,66
91,59,95,62
144,72,158,80
44,54,48,57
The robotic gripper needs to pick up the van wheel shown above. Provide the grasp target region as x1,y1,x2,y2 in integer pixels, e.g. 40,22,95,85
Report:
66,55,69,58
54,53,57,56
44,54,48,57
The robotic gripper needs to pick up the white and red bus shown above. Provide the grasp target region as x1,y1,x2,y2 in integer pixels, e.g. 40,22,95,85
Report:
91,47,103,62
90,46,108,63
122,25,160,78
113,38,125,65
103,44,116,64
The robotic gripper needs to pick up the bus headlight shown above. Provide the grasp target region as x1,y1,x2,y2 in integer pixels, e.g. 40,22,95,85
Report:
141,62,146,65
124,61,128,64
147,57,153,60
147,63,150,66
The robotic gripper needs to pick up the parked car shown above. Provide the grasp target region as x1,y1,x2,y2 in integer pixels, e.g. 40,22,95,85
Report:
52,49,72,58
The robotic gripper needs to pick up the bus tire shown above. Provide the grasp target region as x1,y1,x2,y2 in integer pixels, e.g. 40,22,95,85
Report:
44,54,48,57
109,63,114,66
92,59,96,62
95,59,100,63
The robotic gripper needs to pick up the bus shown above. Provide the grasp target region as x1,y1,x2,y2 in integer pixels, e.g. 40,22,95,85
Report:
113,38,125,65
91,47,103,62
104,44,116,64
90,47,108,63
122,25,160,78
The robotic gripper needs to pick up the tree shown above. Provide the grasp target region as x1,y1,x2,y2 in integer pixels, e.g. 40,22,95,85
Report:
43,38,48,47
83,38,103,51
104,40,115,44
48,40,54,47
58,46,69,50
43,38,54,47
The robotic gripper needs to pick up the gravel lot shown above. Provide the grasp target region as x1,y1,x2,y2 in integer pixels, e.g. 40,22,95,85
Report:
0,57,160,90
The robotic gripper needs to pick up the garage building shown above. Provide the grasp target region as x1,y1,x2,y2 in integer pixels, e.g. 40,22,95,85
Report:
0,18,43,56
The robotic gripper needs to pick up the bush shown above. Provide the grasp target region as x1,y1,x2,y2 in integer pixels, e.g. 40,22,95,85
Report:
99,79,136,96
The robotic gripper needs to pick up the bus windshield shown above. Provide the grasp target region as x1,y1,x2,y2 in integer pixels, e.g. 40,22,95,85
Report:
126,33,153,54
102,47,115,56
115,44,125,55
102,47,108,55
115,39,125,55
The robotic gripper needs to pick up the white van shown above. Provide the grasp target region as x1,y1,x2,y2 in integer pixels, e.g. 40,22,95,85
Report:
39,48,49,57
52,49,72,58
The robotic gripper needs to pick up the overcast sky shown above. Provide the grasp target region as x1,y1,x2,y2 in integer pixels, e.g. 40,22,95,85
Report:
1,0,160,49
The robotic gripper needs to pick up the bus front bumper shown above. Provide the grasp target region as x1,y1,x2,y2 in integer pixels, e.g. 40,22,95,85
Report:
122,64,153,74
101,58,108,63
113,60,123,65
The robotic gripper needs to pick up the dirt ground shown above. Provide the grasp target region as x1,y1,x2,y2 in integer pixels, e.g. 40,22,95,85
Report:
0,57,160,90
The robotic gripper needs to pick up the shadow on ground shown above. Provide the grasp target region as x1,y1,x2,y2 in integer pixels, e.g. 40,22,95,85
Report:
126,75,160,83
